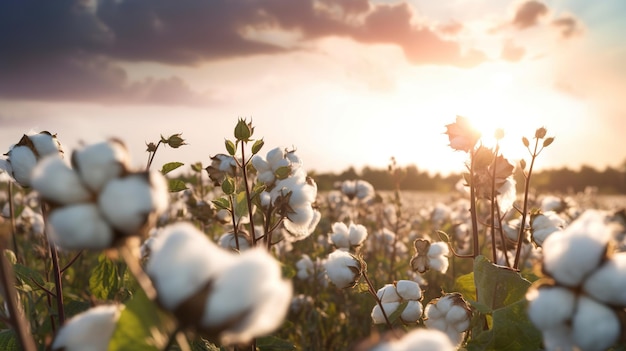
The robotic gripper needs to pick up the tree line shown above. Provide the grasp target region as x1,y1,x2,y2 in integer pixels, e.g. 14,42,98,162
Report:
311,164,626,195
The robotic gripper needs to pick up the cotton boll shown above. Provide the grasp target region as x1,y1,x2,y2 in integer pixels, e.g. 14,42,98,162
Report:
72,140,131,192
371,302,400,324
397,329,456,351
542,210,613,287
28,132,62,157
526,284,576,330
348,223,368,247
146,222,233,311
571,296,620,351
377,284,401,303
541,324,575,351
400,300,423,323
31,156,92,205
583,252,626,306
201,248,292,345
395,280,421,301
98,171,168,235
324,250,363,289
330,222,350,248
427,242,449,258
51,304,123,351
428,255,449,274
6,145,37,187
47,204,114,250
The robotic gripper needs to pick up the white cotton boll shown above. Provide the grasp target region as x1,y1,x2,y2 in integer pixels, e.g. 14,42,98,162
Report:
296,255,314,280
397,329,456,351
98,171,168,235
259,191,271,208
47,204,114,250
284,205,318,239
324,250,362,289
147,222,233,310
218,232,251,251
446,305,469,326
497,177,516,213
371,302,400,324
28,132,62,157
541,195,564,213
7,145,37,187
526,285,577,330
542,210,613,287
424,303,444,320
400,300,423,323
542,325,575,351
73,140,130,192
330,222,350,248
201,248,292,345
428,242,449,258
583,252,626,306
395,280,421,301
444,329,465,347
51,304,123,351
252,156,274,185
265,147,285,169
348,223,368,246
31,156,92,204
572,296,620,351
424,314,448,332
531,211,565,246
428,255,449,274
377,284,401,303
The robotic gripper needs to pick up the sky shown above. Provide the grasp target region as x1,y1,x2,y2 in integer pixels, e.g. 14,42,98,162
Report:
1,0,625,176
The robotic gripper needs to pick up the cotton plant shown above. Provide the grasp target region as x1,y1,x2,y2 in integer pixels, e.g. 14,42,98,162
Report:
529,210,566,246
146,221,292,346
29,139,169,250
526,210,626,351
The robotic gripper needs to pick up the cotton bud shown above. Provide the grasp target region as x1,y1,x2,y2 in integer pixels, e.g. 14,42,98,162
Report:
424,293,472,346
530,211,565,246
72,139,130,192
31,156,92,205
324,250,364,289
526,283,576,330
47,204,114,250
329,222,368,251
571,296,621,351
542,210,613,287
98,171,169,235
51,304,123,351
583,252,626,306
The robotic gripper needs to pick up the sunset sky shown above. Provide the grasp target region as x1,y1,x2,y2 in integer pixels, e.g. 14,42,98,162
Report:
1,0,625,176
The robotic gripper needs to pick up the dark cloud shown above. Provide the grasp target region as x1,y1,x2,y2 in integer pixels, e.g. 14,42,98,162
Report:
0,0,485,103
512,1,548,29
552,15,581,39
501,40,525,62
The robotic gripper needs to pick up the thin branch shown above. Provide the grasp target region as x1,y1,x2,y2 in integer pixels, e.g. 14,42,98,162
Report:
60,250,83,274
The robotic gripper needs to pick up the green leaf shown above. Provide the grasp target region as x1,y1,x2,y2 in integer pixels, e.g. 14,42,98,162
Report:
13,263,45,287
89,254,119,301
191,162,203,173
465,256,542,351
256,336,296,351
212,197,231,211
234,191,249,219
108,289,172,351
274,166,291,180
161,162,184,175
387,300,409,324
474,256,530,311
454,271,476,302
168,179,188,193
0,330,20,351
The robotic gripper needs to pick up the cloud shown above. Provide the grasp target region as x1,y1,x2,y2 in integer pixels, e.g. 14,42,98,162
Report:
0,53,208,105
501,40,525,62
552,15,582,39
512,1,548,29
